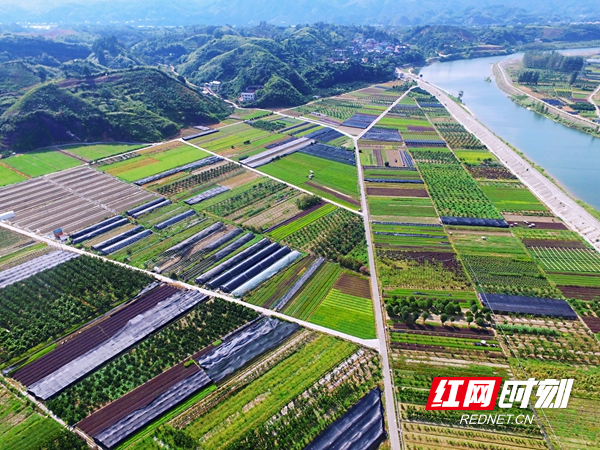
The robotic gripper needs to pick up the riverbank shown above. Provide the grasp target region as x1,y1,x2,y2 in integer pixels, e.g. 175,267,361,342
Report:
413,75,600,252
493,60,600,137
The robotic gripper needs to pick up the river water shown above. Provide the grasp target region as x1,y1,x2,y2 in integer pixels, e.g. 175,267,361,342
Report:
419,51,600,210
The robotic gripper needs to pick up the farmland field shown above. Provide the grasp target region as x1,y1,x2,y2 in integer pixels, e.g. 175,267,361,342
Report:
268,203,336,241
368,196,438,220
2,150,81,177
481,184,548,213
0,165,26,186
259,152,360,208
309,289,376,339
102,144,210,181
449,231,529,258
529,247,600,273
0,382,86,449
63,143,144,161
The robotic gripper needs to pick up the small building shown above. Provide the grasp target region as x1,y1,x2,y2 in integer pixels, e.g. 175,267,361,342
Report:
207,81,221,92
240,92,256,102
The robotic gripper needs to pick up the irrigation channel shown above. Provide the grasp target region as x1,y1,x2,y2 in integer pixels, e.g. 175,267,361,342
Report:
419,49,600,210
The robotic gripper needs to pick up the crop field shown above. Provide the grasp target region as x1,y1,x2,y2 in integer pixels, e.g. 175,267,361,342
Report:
434,121,486,149
62,143,144,161
2,150,81,177
0,164,27,186
260,152,360,208
449,231,530,257
373,224,449,250
461,255,556,297
171,334,358,450
368,196,438,220
548,272,600,287
281,208,366,263
309,288,376,338
102,144,210,182
0,255,151,365
529,247,600,273
467,165,518,180
268,203,336,240
0,382,86,449
481,184,548,213
376,248,471,291
283,262,344,320
45,299,257,424
453,149,496,164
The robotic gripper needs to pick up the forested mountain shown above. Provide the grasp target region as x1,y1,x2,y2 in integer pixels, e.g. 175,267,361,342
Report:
2,0,600,26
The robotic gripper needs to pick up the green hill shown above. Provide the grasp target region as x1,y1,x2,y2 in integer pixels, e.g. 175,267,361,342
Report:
0,68,231,151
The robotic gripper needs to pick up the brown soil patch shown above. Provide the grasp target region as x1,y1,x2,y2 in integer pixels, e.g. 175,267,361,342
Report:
523,239,588,249
407,125,435,132
366,187,428,197
334,273,371,298
219,171,258,189
558,285,600,301
138,140,185,155
385,149,404,167
582,316,600,333
305,181,360,206
373,148,384,166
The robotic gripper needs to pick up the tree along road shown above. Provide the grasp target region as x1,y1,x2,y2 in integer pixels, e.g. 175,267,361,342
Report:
413,76,600,252
351,88,416,450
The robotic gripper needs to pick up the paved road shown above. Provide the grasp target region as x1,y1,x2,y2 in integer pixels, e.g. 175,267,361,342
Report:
351,90,415,450
413,76,600,251
0,222,379,350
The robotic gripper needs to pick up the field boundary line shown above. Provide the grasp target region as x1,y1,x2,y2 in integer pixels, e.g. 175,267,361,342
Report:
183,139,363,216
0,221,379,351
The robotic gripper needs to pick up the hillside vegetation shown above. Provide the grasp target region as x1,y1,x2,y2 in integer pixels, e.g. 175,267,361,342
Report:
0,68,231,151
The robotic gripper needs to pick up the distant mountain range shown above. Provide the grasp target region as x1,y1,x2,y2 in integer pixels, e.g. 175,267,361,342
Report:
2,0,600,26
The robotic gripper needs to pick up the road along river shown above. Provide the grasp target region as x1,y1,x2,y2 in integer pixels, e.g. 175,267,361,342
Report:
419,53,600,210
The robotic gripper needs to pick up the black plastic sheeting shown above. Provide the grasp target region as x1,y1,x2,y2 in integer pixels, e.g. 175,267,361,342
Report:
362,127,402,142
126,198,165,216
304,388,386,450
441,216,509,228
404,139,446,146
71,217,129,244
265,137,297,149
94,370,212,449
154,210,195,230
304,128,344,143
194,234,258,284
291,123,318,135
205,241,280,289
128,199,172,219
299,143,356,166
220,246,291,293
70,216,123,240
197,317,300,383
481,294,577,319
196,238,269,285
342,113,377,129
92,226,143,252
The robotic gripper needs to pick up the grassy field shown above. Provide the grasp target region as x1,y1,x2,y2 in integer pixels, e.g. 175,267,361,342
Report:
0,165,27,186
481,185,547,212
63,143,144,160
283,263,343,320
2,150,80,177
450,231,529,258
547,273,600,287
260,153,360,207
368,196,438,219
543,397,600,450
182,334,357,449
454,149,496,164
102,144,209,182
309,289,376,339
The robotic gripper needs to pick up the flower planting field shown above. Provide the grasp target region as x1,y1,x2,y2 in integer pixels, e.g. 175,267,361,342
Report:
260,152,360,209
2,149,81,177
102,144,210,182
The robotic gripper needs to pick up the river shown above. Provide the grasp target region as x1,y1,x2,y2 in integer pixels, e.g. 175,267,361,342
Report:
419,51,600,210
